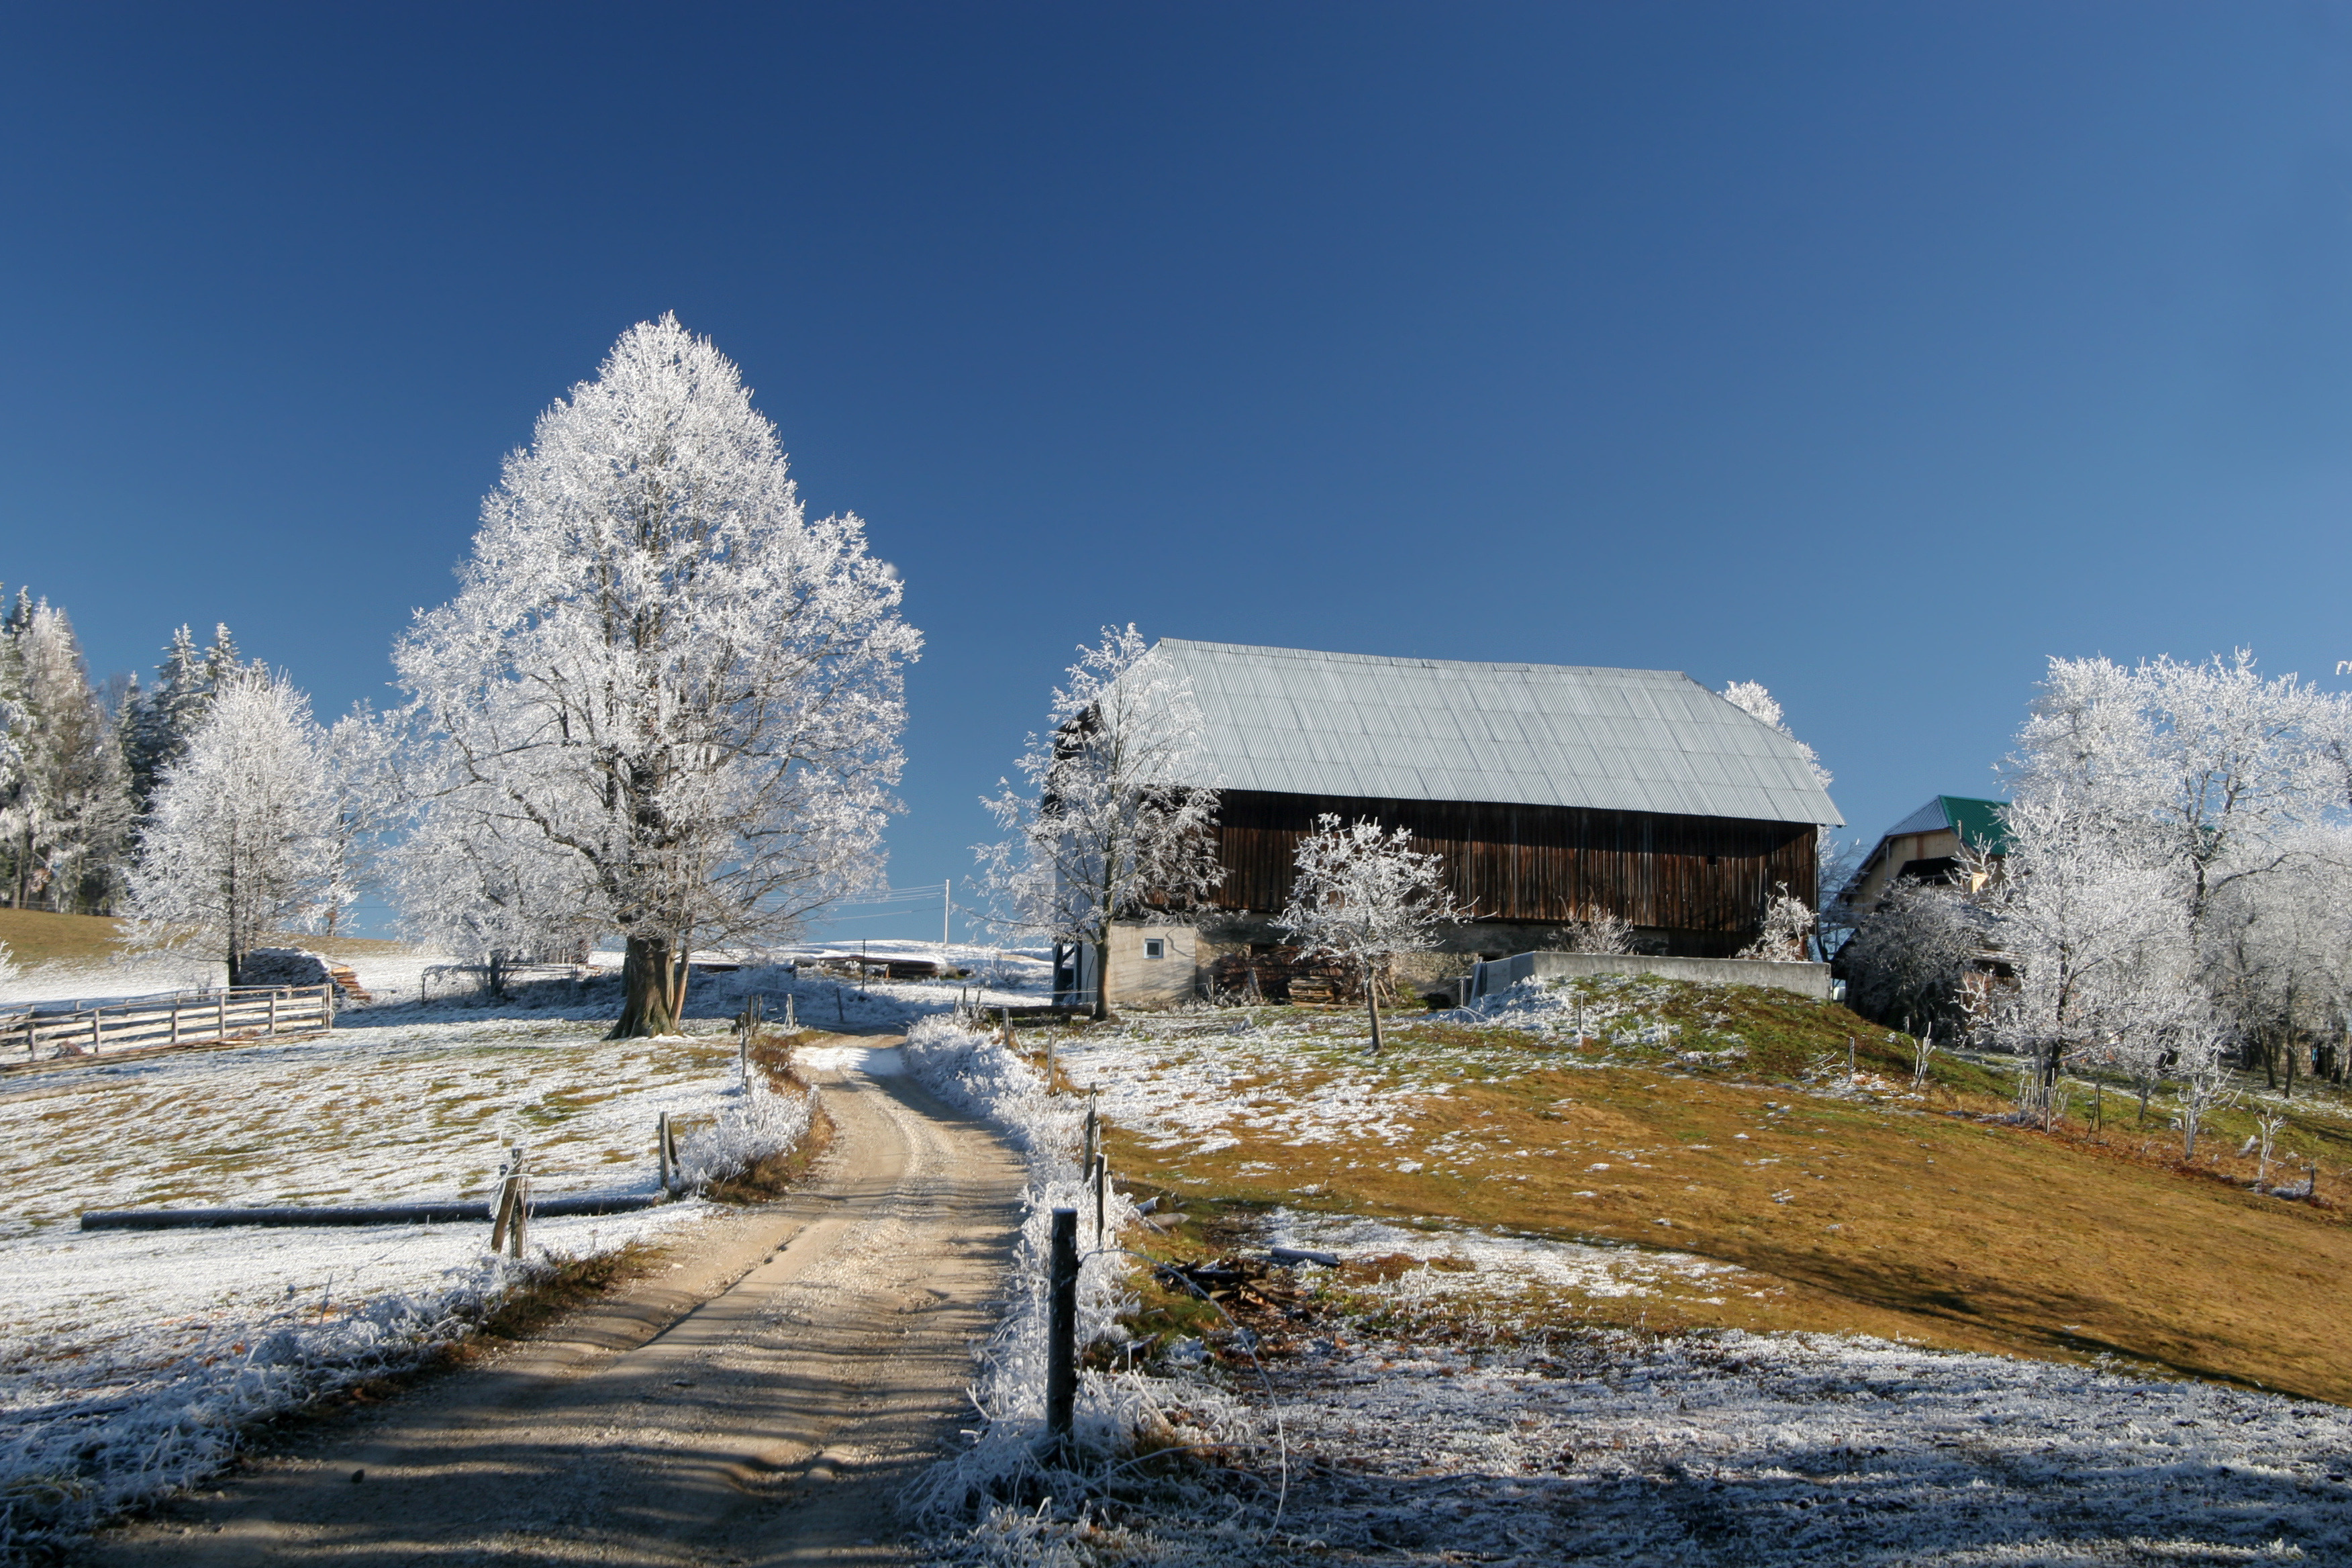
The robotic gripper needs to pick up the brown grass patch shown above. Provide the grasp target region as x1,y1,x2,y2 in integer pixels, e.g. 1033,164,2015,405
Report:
0,907,415,973
1096,995,2352,1404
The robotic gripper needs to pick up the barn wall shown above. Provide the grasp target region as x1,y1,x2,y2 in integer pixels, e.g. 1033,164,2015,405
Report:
1205,790,1817,938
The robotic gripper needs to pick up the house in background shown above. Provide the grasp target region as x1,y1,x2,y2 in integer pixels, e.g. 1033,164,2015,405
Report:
1063,639,1843,1006
1838,795,2009,917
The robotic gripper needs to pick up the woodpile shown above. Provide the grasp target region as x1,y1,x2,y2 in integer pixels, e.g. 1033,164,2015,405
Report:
1209,946,1356,1006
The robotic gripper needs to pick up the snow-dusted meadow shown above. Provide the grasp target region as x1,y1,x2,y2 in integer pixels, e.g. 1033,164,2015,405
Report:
922,1003,2352,1566
0,964,834,1554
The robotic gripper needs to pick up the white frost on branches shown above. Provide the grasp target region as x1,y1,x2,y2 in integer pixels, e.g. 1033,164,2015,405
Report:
1721,678,1833,794
1278,814,1465,1052
124,671,341,985
392,315,920,1035
977,626,1221,1019
1973,650,2352,1113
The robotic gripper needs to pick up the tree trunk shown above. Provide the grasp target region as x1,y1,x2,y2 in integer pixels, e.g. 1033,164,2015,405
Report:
614,934,687,1038
1090,932,1110,1022
1365,957,1384,1055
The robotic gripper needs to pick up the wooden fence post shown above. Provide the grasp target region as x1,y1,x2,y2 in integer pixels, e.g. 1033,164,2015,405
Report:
1046,1208,1078,1453
268,991,278,1037
322,981,335,1030
217,991,227,1038
91,1010,101,1055
1093,1153,1107,1248
168,1001,180,1047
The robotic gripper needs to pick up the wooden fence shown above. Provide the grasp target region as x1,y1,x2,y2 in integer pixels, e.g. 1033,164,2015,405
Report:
2,983,336,1065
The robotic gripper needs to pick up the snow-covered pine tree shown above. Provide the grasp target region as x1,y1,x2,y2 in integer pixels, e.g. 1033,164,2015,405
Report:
124,670,340,985
395,315,920,1037
1276,814,1464,1054
121,624,227,819
977,626,1223,1021
0,600,132,912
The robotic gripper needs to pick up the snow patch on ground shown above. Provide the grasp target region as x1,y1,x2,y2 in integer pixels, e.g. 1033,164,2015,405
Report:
0,1015,789,1554
1257,1320,2352,1565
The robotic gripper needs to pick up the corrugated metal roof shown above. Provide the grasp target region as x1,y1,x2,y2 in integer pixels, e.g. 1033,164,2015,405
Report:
1139,639,1843,826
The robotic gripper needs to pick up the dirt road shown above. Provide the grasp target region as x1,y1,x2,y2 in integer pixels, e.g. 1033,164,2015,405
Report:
87,1039,1021,1567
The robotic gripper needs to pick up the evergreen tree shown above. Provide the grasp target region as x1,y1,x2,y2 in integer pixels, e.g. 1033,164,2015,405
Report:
0,601,132,912
122,626,218,818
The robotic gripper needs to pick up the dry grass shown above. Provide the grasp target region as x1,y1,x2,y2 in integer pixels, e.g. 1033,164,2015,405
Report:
1089,985,2352,1405
697,1027,834,1204
0,908,413,972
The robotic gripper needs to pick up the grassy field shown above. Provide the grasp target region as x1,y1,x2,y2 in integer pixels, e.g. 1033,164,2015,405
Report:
1053,976,2352,1405
0,906,412,970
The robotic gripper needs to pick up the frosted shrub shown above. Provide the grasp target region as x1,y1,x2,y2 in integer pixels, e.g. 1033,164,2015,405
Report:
673,1074,816,1191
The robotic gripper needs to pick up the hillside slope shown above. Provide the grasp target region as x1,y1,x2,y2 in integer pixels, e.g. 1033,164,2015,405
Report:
1055,974,2352,1403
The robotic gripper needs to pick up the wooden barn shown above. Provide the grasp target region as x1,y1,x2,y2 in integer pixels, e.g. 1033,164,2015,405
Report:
1067,640,1843,1006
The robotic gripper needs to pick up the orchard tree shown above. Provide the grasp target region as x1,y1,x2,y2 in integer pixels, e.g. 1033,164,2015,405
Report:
1277,814,1465,1054
125,671,339,984
395,315,919,1038
977,626,1222,1021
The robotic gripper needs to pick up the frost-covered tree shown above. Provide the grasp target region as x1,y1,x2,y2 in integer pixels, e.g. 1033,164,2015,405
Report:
1721,679,1834,793
1839,876,1982,1037
125,671,340,984
395,315,920,1037
1554,910,1634,955
0,599,132,913
977,626,1222,1021
121,624,242,819
387,793,605,988
1277,814,1465,1054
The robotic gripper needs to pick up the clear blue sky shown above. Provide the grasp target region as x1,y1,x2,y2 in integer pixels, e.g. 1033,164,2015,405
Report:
5,3,2349,943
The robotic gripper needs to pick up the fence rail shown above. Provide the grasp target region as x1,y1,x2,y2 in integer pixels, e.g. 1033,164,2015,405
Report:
2,983,336,1065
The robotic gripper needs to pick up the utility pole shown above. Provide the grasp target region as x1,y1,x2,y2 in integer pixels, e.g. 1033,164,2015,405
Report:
942,879,951,951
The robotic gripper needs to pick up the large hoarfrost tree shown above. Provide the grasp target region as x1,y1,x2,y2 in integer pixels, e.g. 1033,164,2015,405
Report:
977,626,1222,1020
125,671,339,984
395,315,919,1038
1277,814,1465,1054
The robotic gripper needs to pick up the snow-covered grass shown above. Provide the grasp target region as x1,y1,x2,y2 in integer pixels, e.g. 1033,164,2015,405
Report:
885,989,2352,1563
899,1015,1262,1551
0,1012,810,1555
1251,1253,2352,1566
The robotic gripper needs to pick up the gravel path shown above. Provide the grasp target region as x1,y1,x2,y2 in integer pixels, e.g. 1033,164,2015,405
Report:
82,1038,1023,1566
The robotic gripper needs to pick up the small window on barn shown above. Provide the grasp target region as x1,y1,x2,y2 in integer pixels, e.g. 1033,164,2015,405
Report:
1143,938,1166,959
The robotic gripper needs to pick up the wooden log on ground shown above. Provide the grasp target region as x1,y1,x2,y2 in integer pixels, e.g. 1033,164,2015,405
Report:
80,1190,670,1231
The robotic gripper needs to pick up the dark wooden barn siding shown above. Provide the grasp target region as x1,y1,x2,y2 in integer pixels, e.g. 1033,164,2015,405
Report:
1209,790,1816,935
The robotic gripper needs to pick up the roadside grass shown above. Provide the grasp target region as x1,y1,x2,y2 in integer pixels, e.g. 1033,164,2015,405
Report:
1061,979,2352,1405
0,906,413,972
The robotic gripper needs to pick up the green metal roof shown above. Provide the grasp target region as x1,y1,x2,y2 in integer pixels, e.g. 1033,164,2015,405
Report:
1939,795,2008,853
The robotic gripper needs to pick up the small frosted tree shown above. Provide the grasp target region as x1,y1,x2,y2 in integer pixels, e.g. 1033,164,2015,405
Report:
1839,877,1982,1036
977,626,1222,1020
125,671,338,985
395,315,919,1038
1277,814,1465,1054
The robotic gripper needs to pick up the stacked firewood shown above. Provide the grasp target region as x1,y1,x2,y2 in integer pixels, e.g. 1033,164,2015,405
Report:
1208,946,1371,1006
